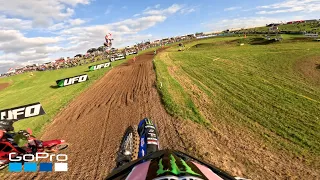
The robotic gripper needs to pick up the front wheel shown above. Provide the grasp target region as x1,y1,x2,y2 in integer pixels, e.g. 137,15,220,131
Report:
117,126,140,165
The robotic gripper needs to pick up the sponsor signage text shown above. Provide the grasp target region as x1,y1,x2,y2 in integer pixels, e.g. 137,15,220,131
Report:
88,62,111,71
0,102,46,121
56,74,89,87
110,55,126,61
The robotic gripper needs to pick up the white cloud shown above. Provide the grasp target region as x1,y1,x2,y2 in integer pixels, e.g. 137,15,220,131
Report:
59,0,91,6
46,18,87,31
68,18,86,26
48,23,66,31
0,0,92,28
133,14,140,17
59,15,167,54
36,46,63,54
0,16,32,30
0,60,15,64
180,7,196,14
257,8,304,15
205,17,286,31
0,30,61,64
257,0,320,14
143,4,183,15
144,4,197,16
0,0,95,73
1,51,58,65
0,3,182,74
0,58,18,73
145,4,161,11
224,6,242,11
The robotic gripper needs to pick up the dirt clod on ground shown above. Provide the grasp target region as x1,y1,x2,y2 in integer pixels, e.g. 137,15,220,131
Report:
0,83,9,91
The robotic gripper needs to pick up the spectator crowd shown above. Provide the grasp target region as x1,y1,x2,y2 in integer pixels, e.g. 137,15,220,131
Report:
1,34,199,78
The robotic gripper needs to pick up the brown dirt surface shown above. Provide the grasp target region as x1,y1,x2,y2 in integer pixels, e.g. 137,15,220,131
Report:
0,83,10,91
295,56,320,85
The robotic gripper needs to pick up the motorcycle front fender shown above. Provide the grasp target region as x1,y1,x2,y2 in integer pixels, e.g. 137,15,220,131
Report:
42,140,64,147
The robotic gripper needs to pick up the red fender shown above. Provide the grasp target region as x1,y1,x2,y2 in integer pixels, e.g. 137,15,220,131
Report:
0,151,10,157
0,130,3,139
42,140,65,147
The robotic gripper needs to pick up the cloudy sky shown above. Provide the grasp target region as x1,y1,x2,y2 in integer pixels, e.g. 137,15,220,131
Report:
1,0,320,73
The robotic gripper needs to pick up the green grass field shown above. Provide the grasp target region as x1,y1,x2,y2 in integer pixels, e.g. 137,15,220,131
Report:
154,36,320,166
0,51,149,138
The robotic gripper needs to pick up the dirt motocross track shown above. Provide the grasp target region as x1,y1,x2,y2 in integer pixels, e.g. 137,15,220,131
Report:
4,49,319,180
4,49,187,180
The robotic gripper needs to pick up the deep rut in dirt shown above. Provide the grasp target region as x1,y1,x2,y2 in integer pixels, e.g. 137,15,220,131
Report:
4,50,186,180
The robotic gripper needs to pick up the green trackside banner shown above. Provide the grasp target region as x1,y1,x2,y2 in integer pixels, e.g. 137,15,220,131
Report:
88,62,111,71
56,74,89,87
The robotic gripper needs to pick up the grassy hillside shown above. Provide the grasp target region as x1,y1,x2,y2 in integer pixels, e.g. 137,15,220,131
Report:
236,21,320,34
154,36,320,167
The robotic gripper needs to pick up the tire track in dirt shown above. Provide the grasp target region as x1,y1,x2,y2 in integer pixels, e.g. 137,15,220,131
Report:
5,49,185,180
